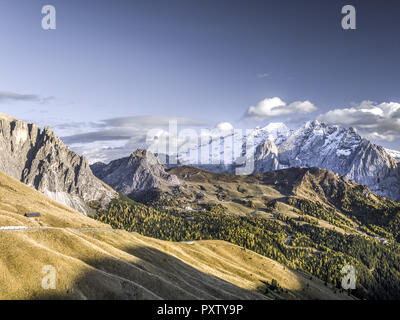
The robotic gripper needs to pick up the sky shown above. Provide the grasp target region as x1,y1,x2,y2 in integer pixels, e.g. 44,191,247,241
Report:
0,0,400,162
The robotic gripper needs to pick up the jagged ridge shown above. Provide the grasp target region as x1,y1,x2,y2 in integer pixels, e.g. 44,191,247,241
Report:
0,113,117,214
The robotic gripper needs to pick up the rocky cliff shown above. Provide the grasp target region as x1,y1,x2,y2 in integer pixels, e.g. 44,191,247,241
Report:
0,113,117,214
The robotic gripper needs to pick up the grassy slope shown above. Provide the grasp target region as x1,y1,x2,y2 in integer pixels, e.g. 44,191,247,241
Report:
0,171,351,300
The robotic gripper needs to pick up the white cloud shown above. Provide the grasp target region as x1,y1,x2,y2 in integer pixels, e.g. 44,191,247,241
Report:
60,116,215,163
61,116,211,144
215,122,234,133
65,119,239,164
0,91,53,104
317,100,400,142
245,97,317,121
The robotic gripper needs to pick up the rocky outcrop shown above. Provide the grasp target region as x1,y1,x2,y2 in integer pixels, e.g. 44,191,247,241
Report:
91,149,180,199
254,140,279,173
0,113,117,214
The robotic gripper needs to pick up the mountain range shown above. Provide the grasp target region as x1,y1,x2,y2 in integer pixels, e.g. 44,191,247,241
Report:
172,120,400,202
2,112,399,210
1,112,400,299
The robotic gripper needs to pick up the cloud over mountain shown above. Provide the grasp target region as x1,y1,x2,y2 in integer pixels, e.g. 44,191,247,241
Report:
317,100,400,141
62,116,211,144
61,116,213,163
245,97,317,121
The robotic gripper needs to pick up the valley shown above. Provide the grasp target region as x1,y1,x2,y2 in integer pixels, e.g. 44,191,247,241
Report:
0,169,350,300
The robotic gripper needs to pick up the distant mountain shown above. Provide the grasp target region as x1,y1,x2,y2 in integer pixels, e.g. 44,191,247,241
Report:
91,149,180,201
177,122,291,169
172,120,400,202
0,113,117,214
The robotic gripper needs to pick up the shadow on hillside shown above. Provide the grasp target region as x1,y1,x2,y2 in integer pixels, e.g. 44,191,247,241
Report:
29,245,269,300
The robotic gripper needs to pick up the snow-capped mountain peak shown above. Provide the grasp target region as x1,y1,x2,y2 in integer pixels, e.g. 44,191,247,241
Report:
262,122,289,132
174,120,400,201
385,148,400,163
248,122,291,145
256,121,400,201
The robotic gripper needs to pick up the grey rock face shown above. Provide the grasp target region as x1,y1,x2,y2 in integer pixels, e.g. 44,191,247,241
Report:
91,149,180,197
0,113,117,214
254,140,279,173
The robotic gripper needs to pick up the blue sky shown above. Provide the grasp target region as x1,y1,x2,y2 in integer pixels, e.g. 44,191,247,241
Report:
0,0,400,161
